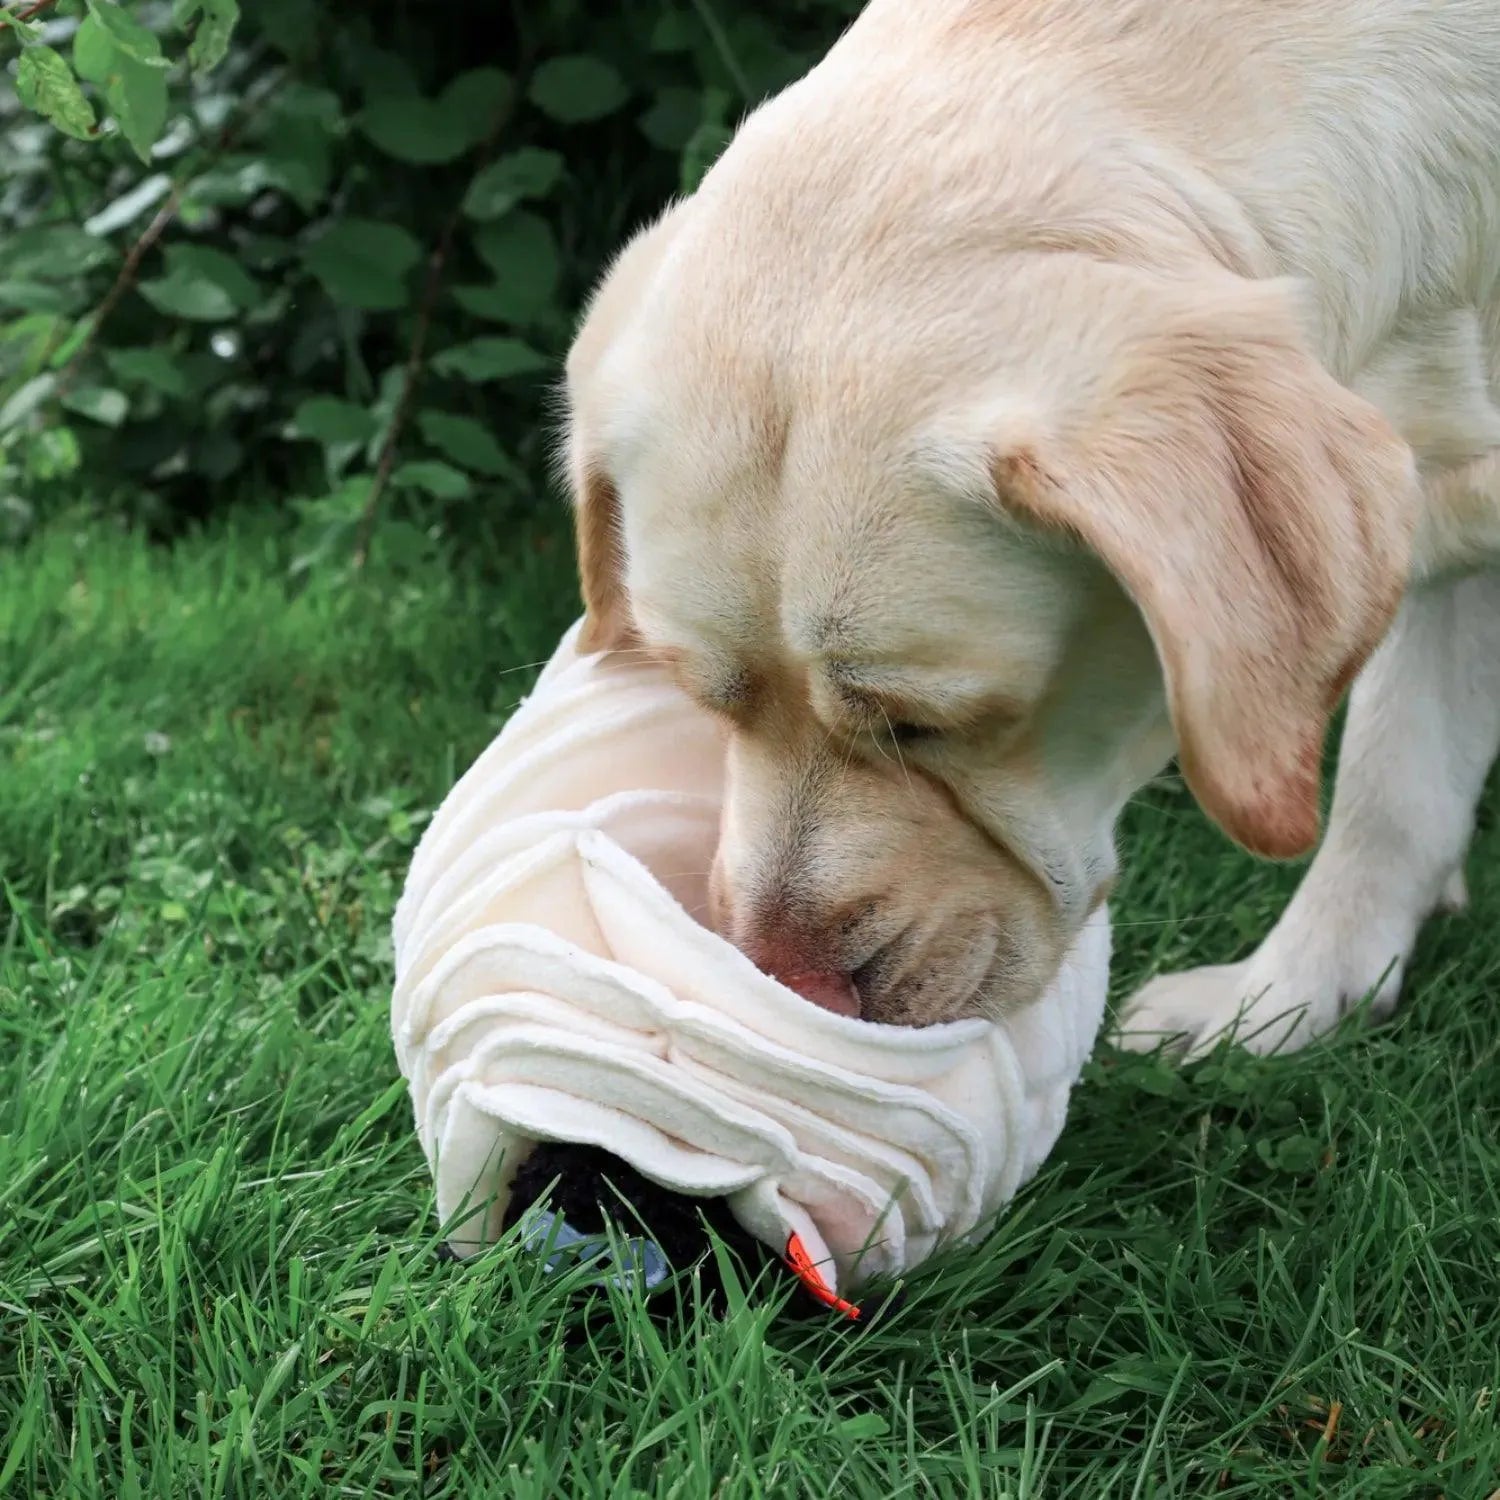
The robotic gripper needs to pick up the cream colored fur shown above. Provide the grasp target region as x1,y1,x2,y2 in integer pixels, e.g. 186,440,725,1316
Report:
563,0,1500,1049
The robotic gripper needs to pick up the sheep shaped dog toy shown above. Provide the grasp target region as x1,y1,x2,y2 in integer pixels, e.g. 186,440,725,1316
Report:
391,621,1110,1317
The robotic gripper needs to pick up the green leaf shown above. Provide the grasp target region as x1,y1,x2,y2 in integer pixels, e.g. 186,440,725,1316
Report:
289,477,370,576
25,425,82,479
650,10,697,52
71,11,115,79
236,233,293,272
165,245,262,309
638,87,703,152
357,70,509,165
241,84,339,210
0,495,37,545
16,46,98,141
1,313,65,379
106,346,191,397
291,397,377,446
440,68,512,139
262,135,331,211
84,173,173,236
138,271,235,322
0,374,57,433
416,411,511,476
1270,1134,1326,1175
46,318,92,371
1112,1057,1188,1099
450,286,514,321
6,225,115,281
114,57,169,163
0,9,44,43
462,149,563,221
0,281,75,315
138,245,262,322
75,13,170,164
528,55,629,124
70,9,114,80
473,209,559,282
190,428,243,480
62,386,129,428
392,460,471,499
271,82,342,130
303,219,423,311
190,148,327,213
252,0,317,58
432,337,549,382
177,0,238,71
84,1,169,66
469,212,561,322
356,97,470,166
185,157,278,209
350,43,419,104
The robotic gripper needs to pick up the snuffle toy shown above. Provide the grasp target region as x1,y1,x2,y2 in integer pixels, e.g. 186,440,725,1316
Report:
391,622,1109,1318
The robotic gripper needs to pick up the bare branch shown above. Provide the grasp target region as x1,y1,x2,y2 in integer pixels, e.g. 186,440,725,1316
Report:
352,97,518,569
52,67,286,400
6,0,63,26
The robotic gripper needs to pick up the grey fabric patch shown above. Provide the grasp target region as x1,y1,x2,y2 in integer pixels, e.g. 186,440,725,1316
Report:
520,1208,670,1292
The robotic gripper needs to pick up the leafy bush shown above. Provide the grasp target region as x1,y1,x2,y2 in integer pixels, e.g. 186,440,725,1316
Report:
0,0,860,565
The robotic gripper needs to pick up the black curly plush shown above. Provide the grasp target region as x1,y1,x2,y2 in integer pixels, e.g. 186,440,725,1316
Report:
499,1141,766,1299
488,1141,904,1329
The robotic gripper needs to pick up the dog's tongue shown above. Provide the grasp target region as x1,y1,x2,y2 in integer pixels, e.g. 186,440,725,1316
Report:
778,969,860,1017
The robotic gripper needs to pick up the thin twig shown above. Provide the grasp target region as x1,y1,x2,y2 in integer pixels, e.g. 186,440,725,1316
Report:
349,233,452,570
4,0,61,26
352,99,517,570
685,0,752,100
51,66,286,400
54,189,183,400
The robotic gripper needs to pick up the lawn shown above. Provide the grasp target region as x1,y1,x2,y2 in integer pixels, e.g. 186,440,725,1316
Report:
2,513,1497,1498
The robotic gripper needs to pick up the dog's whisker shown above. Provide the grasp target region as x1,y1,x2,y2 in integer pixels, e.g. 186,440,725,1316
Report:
875,707,916,798
492,657,555,678
815,720,857,795
494,646,672,682
1106,910,1240,929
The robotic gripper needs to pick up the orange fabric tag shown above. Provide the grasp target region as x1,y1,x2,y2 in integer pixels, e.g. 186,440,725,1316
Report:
784,1233,862,1321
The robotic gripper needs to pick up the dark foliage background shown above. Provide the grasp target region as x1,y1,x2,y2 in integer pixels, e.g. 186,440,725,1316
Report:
1,0,860,566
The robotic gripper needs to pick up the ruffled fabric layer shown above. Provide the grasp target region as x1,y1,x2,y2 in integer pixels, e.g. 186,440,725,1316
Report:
392,623,1109,1291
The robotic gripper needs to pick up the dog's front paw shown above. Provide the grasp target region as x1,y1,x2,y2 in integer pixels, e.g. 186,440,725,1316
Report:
1116,960,1265,1057
1115,943,1407,1060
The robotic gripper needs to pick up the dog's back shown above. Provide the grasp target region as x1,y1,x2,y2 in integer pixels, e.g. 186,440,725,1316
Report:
696,0,1500,544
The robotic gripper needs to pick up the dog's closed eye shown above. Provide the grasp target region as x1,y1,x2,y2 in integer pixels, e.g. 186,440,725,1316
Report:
885,720,941,746
842,695,943,747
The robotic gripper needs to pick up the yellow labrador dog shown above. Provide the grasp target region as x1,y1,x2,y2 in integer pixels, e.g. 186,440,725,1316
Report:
562,0,1500,1053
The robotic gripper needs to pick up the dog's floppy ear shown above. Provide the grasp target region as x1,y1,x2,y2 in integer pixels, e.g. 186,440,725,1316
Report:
571,463,637,654
994,277,1418,858
562,206,688,654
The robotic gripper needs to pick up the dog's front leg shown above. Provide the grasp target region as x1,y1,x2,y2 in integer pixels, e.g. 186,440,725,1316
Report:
1118,568,1500,1057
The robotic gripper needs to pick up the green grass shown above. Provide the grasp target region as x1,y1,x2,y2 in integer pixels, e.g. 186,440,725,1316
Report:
2,514,1497,1498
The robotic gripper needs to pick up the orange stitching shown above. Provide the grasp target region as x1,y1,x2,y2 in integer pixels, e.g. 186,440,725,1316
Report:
785,1233,862,1321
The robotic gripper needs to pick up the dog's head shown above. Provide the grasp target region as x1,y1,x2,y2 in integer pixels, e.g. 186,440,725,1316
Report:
562,148,1416,1026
